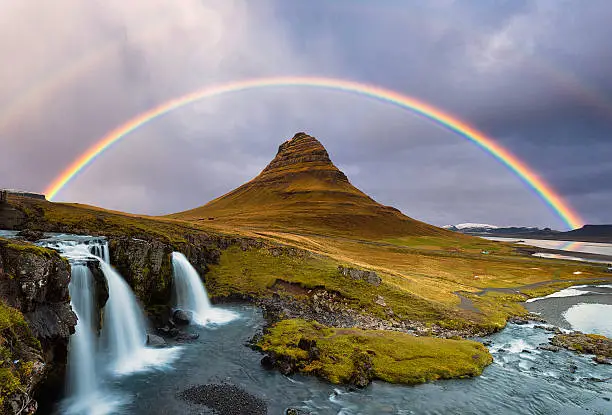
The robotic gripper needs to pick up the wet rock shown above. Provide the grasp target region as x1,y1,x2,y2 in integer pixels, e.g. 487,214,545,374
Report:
337,265,381,286
551,332,612,358
179,383,267,415
569,364,578,374
0,240,77,413
508,316,529,325
172,309,192,325
349,351,375,388
176,332,200,342
15,229,45,242
286,408,312,415
534,325,561,333
260,355,274,370
538,344,561,352
593,355,612,365
146,334,167,348
585,377,611,383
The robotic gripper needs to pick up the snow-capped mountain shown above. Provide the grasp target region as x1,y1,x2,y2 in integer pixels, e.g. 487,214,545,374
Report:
444,223,545,235
443,223,499,231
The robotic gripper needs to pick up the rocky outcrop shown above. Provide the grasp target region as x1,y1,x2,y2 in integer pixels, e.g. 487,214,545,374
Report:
0,239,76,414
108,234,220,305
551,332,612,361
337,266,381,286
260,286,489,338
258,132,350,184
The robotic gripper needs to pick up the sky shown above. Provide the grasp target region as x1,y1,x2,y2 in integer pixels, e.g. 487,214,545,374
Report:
1,0,611,229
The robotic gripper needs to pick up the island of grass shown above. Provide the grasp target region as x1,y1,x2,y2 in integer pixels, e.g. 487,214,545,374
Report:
258,319,492,387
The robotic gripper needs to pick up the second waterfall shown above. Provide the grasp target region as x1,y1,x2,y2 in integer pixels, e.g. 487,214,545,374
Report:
171,252,237,325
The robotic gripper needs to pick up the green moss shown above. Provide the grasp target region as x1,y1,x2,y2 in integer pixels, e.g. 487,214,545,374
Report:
0,301,41,411
259,319,492,385
2,239,55,258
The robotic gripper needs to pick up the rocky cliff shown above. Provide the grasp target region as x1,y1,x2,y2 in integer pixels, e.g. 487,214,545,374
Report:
0,239,76,414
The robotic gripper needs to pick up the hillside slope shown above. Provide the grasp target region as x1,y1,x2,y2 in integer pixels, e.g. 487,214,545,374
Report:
171,132,452,238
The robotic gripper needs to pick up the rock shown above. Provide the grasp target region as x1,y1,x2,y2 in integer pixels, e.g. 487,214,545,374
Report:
179,384,267,415
569,364,578,374
508,316,529,325
538,344,561,352
374,295,386,307
261,355,275,370
349,351,375,388
338,266,381,286
551,332,612,358
176,332,199,342
286,408,312,415
146,334,167,348
593,355,612,365
0,240,77,414
15,229,45,242
172,309,192,325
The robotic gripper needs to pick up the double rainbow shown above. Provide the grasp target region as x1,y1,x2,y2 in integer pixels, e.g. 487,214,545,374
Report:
44,76,584,229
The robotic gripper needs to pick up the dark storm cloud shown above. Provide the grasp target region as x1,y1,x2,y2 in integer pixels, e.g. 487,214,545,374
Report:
1,0,611,229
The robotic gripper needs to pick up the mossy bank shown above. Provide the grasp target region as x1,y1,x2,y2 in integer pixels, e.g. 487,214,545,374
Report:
0,238,76,414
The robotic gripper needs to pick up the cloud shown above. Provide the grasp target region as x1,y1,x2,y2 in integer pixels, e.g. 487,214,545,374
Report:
1,0,611,228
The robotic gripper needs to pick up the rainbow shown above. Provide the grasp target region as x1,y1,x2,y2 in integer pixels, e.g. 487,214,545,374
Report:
44,76,584,229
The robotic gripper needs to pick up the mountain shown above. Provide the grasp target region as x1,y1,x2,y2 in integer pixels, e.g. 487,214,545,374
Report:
446,223,612,243
563,225,612,242
443,223,500,231
445,223,543,234
171,132,452,238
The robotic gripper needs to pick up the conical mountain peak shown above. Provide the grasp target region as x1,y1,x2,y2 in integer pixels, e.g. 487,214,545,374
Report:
258,132,348,183
172,132,449,238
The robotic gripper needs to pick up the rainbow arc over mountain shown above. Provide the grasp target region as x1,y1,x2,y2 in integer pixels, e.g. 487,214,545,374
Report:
44,76,584,230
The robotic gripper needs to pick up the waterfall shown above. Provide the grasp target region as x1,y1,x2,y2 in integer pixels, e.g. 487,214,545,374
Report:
171,252,237,325
36,235,179,414
98,261,148,374
65,263,99,409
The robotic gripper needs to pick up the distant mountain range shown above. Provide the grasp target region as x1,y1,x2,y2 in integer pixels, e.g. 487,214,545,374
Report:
444,223,612,243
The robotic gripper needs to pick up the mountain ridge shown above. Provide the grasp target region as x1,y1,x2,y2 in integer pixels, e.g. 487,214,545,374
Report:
171,132,453,238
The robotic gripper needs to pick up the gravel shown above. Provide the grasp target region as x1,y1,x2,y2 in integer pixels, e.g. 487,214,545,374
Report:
179,384,267,415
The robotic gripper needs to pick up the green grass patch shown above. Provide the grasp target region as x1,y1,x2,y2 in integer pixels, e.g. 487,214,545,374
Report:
0,301,41,410
258,319,492,385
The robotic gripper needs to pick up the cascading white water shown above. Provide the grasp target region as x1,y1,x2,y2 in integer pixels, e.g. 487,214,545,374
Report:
37,235,179,413
65,263,99,409
98,261,148,374
171,252,237,325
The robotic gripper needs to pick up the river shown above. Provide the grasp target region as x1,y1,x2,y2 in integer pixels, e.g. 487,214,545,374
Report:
101,300,611,415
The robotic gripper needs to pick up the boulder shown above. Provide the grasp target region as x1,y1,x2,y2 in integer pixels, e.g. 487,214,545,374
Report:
172,309,192,325
338,266,381,286
15,229,45,242
146,334,167,348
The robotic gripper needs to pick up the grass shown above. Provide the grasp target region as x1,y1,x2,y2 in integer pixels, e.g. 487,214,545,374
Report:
258,319,493,385
0,300,41,410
